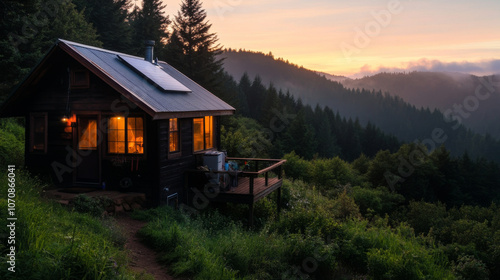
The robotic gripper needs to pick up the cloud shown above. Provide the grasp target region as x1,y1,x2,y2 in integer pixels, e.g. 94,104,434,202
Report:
352,58,500,78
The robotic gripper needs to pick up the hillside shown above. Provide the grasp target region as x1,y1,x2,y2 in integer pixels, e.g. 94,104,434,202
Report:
220,50,500,163
341,72,500,138
221,50,500,139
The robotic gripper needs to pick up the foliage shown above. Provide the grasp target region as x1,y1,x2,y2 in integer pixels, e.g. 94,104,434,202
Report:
129,0,171,55
0,171,143,279
0,0,102,101
0,118,24,167
221,116,272,158
72,194,113,217
453,255,489,280
73,0,133,52
166,0,224,93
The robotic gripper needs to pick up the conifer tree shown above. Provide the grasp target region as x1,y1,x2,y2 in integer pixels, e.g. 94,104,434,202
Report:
0,0,101,101
73,0,133,52
130,0,170,55
166,0,223,92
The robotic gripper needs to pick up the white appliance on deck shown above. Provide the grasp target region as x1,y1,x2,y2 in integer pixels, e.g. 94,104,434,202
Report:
203,151,228,189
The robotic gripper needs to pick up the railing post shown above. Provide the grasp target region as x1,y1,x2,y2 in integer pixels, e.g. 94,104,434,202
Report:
265,172,268,186
255,161,259,172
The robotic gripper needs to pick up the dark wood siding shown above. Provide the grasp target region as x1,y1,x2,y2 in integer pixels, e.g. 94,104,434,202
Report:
24,53,144,188
158,118,197,205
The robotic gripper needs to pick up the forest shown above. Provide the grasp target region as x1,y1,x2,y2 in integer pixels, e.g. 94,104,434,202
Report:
1,0,500,279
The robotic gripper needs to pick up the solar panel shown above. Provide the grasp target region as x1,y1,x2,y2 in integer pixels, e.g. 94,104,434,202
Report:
118,55,191,93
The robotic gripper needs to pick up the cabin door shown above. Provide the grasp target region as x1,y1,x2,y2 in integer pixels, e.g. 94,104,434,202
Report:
74,115,101,185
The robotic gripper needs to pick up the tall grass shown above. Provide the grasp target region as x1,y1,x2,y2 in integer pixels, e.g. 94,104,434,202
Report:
133,179,455,280
0,171,142,279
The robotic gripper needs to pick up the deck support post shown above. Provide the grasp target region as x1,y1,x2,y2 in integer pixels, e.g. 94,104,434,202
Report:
248,201,254,228
249,176,254,195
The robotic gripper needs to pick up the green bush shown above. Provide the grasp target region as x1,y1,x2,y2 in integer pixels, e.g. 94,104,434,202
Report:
72,194,113,217
0,118,24,167
311,157,355,190
453,255,489,280
351,186,404,216
283,151,313,182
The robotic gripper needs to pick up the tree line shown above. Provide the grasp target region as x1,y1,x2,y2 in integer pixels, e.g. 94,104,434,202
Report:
0,0,223,101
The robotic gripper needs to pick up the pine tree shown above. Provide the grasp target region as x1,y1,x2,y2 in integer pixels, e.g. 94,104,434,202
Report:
0,0,101,101
73,0,133,52
165,0,223,92
130,0,170,56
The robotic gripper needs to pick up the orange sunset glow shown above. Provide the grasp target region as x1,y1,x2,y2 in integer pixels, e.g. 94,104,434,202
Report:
159,0,500,77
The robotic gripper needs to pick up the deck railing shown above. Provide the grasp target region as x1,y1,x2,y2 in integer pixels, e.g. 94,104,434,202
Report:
186,157,286,196
225,157,286,195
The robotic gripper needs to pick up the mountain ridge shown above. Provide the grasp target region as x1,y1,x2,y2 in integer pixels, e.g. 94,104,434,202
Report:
221,50,500,139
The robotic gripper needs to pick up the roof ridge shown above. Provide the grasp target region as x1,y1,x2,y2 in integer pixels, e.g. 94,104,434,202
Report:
58,38,145,61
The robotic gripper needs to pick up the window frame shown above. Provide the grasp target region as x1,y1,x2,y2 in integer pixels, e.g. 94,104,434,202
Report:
168,118,181,158
70,69,90,89
193,116,215,153
106,116,145,155
29,112,48,154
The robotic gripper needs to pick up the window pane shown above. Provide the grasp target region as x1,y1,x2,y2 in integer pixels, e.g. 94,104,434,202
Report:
118,130,125,141
127,117,144,154
169,118,178,131
169,118,179,153
169,132,179,152
193,118,204,151
78,119,97,150
135,117,143,129
108,117,125,154
205,116,213,149
117,117,125,129
116,142,125,153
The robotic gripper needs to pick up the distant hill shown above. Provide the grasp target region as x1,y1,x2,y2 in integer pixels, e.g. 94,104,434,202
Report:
341,72,500,138
221,49,344,106
221,50,500,139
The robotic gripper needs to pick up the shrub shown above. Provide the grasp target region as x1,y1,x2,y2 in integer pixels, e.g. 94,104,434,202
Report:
0,118,24,167
72,194,113,217
283,151,313,182
311,157,355,190
452,255,489,280
351,186,404,216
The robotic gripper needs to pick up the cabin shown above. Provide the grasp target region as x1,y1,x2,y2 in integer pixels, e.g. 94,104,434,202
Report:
0,39,285,222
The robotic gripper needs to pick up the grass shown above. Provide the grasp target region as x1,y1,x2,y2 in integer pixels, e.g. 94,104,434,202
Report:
132,179,455,280
0,170,150,279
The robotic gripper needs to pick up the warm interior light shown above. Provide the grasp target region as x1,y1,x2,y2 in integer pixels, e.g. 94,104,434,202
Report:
117,117,121,120
62,115,68,122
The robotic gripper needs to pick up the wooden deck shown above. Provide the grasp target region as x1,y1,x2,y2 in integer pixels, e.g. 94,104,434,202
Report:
184,158,286,226
201,176,282,204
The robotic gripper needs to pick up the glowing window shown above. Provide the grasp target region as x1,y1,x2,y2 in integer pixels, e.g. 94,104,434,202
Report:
169,118,180,153
78,118,97,150
108,117,144,154
193,116,214,152
127,117,144,154
205,116,213,150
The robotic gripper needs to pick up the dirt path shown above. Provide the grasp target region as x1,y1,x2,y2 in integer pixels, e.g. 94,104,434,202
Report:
115,214,175,280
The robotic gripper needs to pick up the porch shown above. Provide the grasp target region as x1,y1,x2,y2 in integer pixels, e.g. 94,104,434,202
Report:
185,157,286,226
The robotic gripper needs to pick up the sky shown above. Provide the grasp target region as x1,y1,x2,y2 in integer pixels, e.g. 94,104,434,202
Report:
159,0,500,77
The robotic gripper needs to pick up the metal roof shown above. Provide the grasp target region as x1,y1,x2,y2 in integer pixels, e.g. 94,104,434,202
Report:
59,39,235,119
